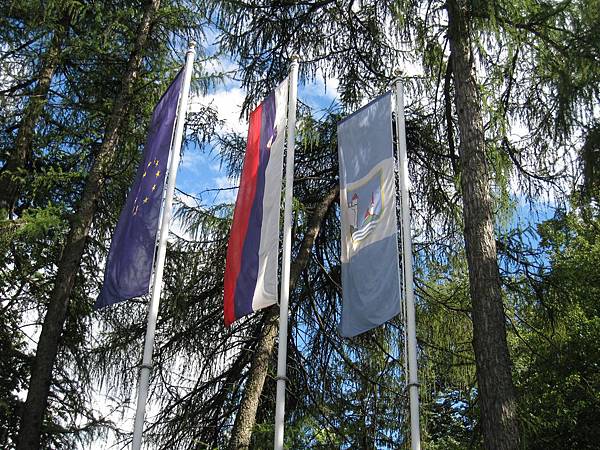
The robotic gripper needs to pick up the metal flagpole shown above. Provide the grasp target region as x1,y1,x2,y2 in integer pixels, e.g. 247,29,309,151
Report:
131,41,196,450
394,75,422,450
274,55,299,450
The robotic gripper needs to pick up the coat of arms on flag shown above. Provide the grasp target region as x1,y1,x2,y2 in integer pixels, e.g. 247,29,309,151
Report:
347,168,384,243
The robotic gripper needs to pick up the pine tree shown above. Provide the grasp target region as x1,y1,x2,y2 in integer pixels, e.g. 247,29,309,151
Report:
5,2,202,448
446,1,519,447
0,3,73,217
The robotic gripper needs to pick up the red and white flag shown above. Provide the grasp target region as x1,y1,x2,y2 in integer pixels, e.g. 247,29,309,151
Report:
223,80,289,326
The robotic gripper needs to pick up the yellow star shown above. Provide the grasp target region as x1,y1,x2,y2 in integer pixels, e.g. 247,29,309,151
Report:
143,171,147,177
151,184,157,191
147,161,152,168
154,159,159,166
155,170,161,177
143,197,149,204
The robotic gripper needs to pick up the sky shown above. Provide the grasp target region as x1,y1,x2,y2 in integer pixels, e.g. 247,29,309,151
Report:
177,63,341,209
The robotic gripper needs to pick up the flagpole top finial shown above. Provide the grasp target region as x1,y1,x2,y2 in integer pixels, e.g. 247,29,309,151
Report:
188,40,197,51
394,68,403,78
291,54,300,63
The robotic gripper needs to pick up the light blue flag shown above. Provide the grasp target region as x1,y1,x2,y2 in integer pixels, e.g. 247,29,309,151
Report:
337,92,401,337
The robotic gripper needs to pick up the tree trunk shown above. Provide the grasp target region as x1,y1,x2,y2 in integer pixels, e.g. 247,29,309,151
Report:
228,185,339,450
16,1,161,448
0,13,70,217
228,308,278,450
446,1,520,449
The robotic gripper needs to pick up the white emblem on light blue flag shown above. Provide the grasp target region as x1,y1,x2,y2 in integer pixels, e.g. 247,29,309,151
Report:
337,92,401,337
348,169,384,242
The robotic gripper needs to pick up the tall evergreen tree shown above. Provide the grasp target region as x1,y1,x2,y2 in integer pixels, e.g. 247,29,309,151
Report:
1,0,218,446
446,1,519,447
16,1,164,447
0,3,71,217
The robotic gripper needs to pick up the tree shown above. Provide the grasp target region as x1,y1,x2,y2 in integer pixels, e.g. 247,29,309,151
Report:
513,195,600,449
446,0,519,447
0,298,28,446
0,3,71,217
214,1,514,447
2,0,597,447
3,0,220,446
0,0,155,445
16,0,164,446
211,1,600,447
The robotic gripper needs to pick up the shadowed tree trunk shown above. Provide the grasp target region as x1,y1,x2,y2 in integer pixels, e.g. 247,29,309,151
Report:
228,185,339,450
0,12,70,216
446,1,520,449
228,307,278,450
16,1,162,448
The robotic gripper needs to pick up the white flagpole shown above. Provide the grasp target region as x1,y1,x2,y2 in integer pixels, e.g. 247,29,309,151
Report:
274,55,299,450
394,75,422,450
131,41,196,450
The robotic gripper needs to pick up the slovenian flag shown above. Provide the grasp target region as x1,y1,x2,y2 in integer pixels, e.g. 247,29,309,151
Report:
224,80,289,326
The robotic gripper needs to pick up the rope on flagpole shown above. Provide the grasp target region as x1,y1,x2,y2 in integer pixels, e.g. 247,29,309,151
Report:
392,68,411,400
274,54,299,450
131,40,196,450
390,70,411,442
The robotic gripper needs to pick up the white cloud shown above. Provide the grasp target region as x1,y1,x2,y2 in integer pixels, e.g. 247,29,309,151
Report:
177,190,200,208
300,69,340,108
314,69,340,99
179,147,206,170
201,56,238,79
209,161,222,172
189,87,247,136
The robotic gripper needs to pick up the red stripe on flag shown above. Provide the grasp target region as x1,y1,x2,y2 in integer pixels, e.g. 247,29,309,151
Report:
224,104,263,326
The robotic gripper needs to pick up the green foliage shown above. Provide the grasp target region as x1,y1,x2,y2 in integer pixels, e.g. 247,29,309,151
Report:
515,199,600,449
0,306,28,446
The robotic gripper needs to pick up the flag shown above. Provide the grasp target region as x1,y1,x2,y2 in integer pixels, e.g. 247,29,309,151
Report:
224,80,289,326
337,92,401,337
95,70,184,309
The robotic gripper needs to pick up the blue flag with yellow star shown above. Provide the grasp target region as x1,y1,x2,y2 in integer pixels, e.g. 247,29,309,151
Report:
95,70,184,309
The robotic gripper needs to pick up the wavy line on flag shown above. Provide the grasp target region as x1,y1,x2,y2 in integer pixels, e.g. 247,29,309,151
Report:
351,218,380,242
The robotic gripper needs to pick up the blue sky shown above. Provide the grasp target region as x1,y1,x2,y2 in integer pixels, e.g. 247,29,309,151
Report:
174,56,341,209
